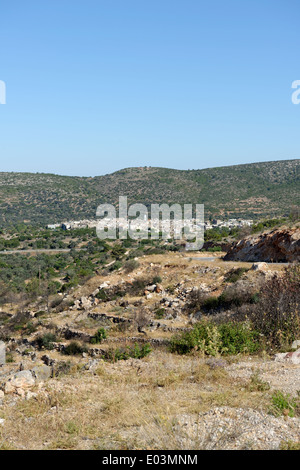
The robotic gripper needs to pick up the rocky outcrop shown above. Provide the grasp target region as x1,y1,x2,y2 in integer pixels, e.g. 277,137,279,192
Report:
224,227,300,263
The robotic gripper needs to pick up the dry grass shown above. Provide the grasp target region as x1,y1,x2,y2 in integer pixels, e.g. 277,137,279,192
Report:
0,350,271,450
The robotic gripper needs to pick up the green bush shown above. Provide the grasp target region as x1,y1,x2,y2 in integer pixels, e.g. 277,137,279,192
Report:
270,390,300,418
217,322,260,355
96,289,108,301
36,332,57,350
90,328,107,344
155,308,166,319
170,320,260,356
207,246,222,252
105,343,152,362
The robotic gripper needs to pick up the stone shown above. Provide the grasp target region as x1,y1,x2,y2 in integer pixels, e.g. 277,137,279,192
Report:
3,370,35,395
274,348,300,365
146,284,156,292
26,391,37,400
251,262,268,271
0,341,5,365
31,365,52,382
80,296,92,309
291,340,300,350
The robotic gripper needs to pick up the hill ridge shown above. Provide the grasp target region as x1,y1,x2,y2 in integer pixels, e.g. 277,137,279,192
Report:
0,159,299,227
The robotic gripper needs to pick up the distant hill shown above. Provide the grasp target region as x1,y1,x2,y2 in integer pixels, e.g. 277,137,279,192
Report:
0,159,299,227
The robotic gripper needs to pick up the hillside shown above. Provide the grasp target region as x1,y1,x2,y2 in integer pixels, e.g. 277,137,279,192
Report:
0,159,299,227
1,251,300,450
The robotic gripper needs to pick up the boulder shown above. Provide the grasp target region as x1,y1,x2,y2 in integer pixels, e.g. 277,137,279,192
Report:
0,341,5,365
80,296,92,310
251,262,268,271
2,370,36,397
31,365,52,382
274,348,300,365
291,340,300,350
145,284,156,292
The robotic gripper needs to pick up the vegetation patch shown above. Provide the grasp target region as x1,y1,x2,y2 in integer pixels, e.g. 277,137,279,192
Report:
170,320,260,356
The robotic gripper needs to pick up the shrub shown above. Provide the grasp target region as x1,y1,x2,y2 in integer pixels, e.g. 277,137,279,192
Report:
105,343,152,362
155,308,166,319
90,328,107,344
50,296,63,309
207,246,222,252
109,261,123,271
35,332,57,350
225,267,248,283
270,390,300,418
111,244,126,260
63,341,88,356
96,289,108,301
123,259,140,273
170,320,260,356
249,265,300,350
218,322,260,355
130,276,152,295
24,322,37,334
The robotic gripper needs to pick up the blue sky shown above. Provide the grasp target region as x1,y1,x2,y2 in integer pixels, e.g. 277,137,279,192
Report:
0,0,299,176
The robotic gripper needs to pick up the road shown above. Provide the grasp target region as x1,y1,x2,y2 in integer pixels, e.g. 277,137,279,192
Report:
0,249,79,255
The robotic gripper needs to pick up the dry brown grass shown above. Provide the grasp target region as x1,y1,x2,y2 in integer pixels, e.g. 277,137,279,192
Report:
0,350,271,450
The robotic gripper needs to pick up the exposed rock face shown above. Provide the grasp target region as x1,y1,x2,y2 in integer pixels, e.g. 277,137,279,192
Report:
224,227,300,262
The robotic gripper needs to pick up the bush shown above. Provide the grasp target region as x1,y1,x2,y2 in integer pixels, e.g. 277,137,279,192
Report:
109,261,123,271
270,390,300,418
225,267,248,283
155,308,166,319
189,286,251,313
35,332,57,350
96,289,108,301
248,265,300,350
90,328,107,344
105,343,152,362
170,320,260,356
63,341,88,356
123,259,140,273
207,246,222,252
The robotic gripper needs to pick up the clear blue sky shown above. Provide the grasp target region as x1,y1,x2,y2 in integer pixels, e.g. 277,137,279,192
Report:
0,0,299,176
